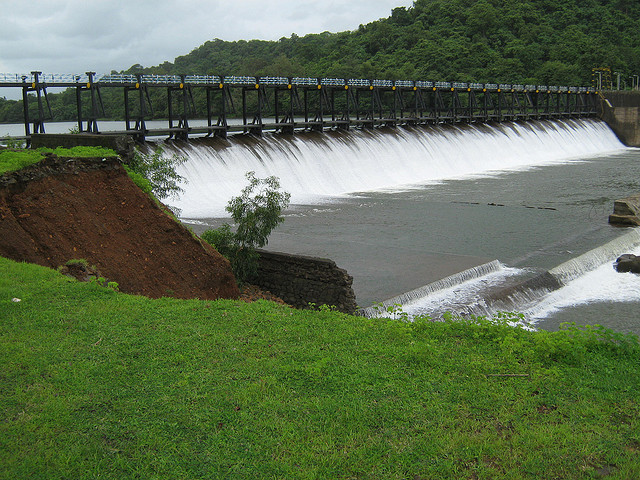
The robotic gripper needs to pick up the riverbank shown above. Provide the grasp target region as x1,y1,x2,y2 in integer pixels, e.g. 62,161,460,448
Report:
0,149,239,301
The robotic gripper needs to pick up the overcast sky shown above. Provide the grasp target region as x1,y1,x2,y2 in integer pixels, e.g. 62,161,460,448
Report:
1,0,413,75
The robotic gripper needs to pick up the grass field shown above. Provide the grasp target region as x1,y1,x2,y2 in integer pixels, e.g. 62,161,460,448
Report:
2,255,640,479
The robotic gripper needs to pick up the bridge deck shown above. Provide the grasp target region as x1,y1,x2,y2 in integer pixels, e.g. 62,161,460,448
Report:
2,71,599,143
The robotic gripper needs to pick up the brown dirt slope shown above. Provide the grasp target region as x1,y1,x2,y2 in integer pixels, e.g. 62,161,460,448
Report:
0,154,239,300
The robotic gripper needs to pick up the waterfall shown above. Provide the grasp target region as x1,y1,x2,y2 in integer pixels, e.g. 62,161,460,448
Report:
164,118,625,218
527,243,640,320
524,228,640,320
158,115,638,324
393,228,640,322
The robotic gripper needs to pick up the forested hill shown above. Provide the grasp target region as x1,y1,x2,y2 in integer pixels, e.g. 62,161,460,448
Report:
151,0,639,86
1,0,639,123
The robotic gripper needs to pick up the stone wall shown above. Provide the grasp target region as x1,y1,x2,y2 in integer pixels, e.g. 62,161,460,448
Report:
600,91,640,147
254,250,358,314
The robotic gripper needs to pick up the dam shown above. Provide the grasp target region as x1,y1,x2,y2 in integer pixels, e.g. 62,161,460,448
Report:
1,71,598,143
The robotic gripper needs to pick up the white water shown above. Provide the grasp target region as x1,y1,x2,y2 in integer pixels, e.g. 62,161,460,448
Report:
379,261,525,317
549,228,640,284
360,260,504,317
528,259,640,321
161,116,640,329
397,228,640,326
397,263,528,318
528,231,640,321
167,118,625,218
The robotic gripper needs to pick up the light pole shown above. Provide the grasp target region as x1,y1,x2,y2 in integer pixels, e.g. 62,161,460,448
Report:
615,72,622,90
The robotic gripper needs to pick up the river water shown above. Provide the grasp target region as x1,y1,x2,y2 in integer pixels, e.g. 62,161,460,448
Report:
5,118,640,334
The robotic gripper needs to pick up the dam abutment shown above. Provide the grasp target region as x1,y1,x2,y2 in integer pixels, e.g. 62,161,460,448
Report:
30,133,136,162
600,91,640,147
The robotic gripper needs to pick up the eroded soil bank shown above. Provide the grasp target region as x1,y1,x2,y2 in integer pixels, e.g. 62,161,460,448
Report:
0,154,239,300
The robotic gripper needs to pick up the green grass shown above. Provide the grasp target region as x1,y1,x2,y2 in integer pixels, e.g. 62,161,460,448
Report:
0,149,44,174
0,146,117,175
1,256,640,479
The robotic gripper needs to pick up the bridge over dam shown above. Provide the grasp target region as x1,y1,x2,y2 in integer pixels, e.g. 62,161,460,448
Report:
1,71,602,144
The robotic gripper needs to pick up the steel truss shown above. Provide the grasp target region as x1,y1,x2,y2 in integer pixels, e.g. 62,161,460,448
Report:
0,71,599,144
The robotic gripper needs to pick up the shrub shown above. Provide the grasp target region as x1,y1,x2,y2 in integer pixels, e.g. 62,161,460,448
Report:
123,165,153,195
201,224,235,257
202,171,290,283
1,136,24,149
227,171,291,250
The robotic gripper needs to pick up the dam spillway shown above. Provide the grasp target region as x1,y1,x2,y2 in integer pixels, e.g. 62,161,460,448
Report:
1,72,598,143
166,118,623,218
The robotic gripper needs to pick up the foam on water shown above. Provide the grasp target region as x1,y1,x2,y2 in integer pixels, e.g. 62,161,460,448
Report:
166,118,625,218
399,262,525,317
386,228,640,324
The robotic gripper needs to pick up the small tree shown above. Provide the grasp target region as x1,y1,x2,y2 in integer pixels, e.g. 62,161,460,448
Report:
202,171,290,283
227,171,291,250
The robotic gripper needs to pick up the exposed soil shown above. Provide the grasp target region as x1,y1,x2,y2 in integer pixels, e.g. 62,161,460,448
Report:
0,154,240,300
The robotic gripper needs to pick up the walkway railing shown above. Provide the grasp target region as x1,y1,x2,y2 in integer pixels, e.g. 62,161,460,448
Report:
1,71,600,143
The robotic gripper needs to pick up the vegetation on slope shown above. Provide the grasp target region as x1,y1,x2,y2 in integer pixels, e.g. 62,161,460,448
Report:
0,146,117,175
2,0,639,122
1,255,640,479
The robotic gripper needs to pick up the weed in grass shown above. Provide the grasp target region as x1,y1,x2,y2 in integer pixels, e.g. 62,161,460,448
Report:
372,302,411,321
1,136,24,149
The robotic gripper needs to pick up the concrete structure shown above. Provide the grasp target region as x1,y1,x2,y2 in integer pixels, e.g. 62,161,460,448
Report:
30,133,135,162
2,72,598,143
600,91,640,147
609,193,640,226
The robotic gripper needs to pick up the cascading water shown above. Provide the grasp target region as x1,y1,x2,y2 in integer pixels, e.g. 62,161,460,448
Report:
527,229,640,321
401,229,640,323
165,118,624,218
360,260,505,317
527,244,640,322
549,228,640,284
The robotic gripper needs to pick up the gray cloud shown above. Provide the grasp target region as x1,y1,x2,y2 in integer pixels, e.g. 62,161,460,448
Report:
1,0,412,74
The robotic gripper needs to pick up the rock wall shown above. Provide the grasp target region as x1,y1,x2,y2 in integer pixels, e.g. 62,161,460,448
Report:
600,91,640,147
254,250,358,314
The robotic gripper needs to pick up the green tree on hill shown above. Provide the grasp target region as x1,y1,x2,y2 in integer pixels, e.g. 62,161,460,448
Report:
2,0,640,123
